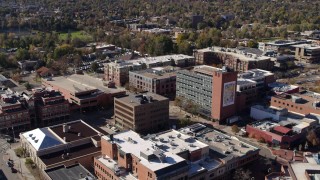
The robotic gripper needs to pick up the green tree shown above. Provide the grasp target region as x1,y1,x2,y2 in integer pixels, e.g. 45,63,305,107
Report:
147,35,173,56
53,44,74,60
91,62,99,72
247,40,258,48
16,48,30,61
177,41,192,55
24,82,32,90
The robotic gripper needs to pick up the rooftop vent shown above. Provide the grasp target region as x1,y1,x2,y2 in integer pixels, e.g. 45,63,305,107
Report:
63,124,68,133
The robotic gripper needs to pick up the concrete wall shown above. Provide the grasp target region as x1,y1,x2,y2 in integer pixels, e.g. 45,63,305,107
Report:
250,106,280,121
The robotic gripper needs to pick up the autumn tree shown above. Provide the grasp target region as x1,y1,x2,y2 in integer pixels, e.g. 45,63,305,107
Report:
231,125,240,134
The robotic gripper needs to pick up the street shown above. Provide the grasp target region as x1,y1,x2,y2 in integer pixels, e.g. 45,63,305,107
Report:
0,141,20,180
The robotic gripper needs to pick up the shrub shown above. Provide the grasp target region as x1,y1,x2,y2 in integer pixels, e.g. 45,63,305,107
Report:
14,147,25,157
258,137,266,143
25,158,34,165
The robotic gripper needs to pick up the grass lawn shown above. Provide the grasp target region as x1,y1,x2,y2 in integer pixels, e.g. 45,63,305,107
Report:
58,31,93,41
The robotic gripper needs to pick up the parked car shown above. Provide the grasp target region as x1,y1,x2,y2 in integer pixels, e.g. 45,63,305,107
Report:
6,161,13,167
6,137,14,143
11,167,17,173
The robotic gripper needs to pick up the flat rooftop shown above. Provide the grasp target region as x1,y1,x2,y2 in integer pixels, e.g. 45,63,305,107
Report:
43,74,124,94
238,69,273,80
150,130,209,154
115,92,168,107
131,66,179,79
21,120,104,151
50,120,102,142
45,164,95,180
197,47,270,62
292,43,320,50
198,130,258,157
40,143,100,166
180,123,259,158
237,78,256,87
250,120,279,131
193,65,223,76
274,91,320,108
268,82,299,93
262,40,311,46
290,162,320,180
106,54,194,68
103,130,187,173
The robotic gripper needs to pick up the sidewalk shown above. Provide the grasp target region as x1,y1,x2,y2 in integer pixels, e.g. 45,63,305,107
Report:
4,147,35,180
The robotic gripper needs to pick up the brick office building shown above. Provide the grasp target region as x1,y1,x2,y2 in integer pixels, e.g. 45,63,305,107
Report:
176,65,238,122
42,74,125,111
293,44,320,63
114,92,169,134
104,54,195,86
94,124,259,180
32,88,70,127
129,66,179,96
20,120,106,170
0,92,30,133
236,69,275,112
95,130,189,180
270,91,320,116
193,47,274,72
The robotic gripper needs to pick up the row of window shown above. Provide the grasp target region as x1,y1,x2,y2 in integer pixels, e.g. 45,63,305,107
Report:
273,100,303,110
95,162,114,180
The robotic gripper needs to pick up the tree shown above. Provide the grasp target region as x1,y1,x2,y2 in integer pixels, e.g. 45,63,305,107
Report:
247,40,258,48
233,168,252,180
16,48,30,61
71,38,86,48
24,82,32,90
231,125,240,134
91,62,99,72
53,44,74,60
11,73,21,82
306,130,320,146
174,96,183,107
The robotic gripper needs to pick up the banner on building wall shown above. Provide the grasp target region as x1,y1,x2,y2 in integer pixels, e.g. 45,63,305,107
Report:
223,81,236,107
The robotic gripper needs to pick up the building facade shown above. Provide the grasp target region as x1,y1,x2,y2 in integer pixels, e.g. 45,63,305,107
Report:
104,54,195,86
129,66,179,96
94,124,259,180
0,92,30,133
114,92,169,134
270,91,320,116
32,88,70,127
95,130,189,180
193,47,274,72
20,120,105,170
176,65,238,122
42,74,125,111
293,44,320,63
